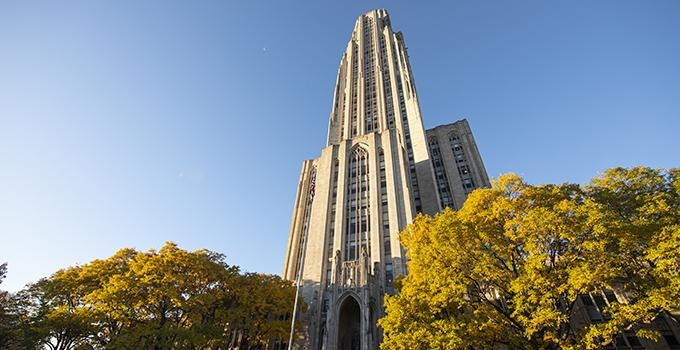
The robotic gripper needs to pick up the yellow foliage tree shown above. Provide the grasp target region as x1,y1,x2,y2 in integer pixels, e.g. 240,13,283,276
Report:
12,243,300,350
379,167,679,349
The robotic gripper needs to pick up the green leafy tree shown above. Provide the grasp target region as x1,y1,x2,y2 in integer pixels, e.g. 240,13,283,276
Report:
12,276,97,350
0,262,18,348
379,167,679,349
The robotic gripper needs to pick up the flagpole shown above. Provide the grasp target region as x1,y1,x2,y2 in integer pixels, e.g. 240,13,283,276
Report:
287,230,308,350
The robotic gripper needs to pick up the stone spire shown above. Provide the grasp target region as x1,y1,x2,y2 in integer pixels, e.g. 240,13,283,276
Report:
327,9,425,149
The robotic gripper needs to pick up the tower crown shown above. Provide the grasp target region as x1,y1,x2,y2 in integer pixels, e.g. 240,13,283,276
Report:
326,8,421,146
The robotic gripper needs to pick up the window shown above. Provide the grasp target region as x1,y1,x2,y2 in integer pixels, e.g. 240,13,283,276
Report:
385,262,394,286
580,295,593,306
450,132,476,193
344,147,370,261
604,290,617,303
325,159,340,276
325,267,332,288
378,149,391,260
428,137,454,208
580,295,602,321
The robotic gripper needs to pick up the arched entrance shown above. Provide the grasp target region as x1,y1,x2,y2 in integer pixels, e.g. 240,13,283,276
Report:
337,296,361,350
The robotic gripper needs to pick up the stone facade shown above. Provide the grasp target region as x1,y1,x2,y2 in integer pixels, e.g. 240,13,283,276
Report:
280,9,680,350
570,291,680,349
424,120,491,211
282,10,489,350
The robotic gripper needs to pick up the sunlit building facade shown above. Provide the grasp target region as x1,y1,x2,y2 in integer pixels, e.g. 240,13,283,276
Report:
282,9,489,350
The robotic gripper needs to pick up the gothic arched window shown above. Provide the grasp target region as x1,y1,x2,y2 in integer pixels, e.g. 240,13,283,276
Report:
344,147,370,261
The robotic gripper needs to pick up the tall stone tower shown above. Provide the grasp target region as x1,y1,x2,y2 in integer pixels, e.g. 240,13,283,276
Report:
283,9,489,350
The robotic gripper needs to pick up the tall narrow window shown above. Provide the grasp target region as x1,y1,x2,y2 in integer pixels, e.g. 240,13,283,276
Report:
378,149,391,260
385,262,393,287
379,28,394,129
363,17,378,133
449,133,476,194
326,159,339,263
344,147,370,261
350,43,359,137
428,137,455,208
378,149,394,289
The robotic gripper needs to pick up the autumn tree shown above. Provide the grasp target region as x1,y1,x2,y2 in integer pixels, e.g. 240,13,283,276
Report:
12,243,300,350
89,244,243,349
230,273,298,349
379,167,679,350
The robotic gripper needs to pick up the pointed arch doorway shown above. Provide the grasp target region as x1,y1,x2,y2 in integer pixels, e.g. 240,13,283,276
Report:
337,296,361,350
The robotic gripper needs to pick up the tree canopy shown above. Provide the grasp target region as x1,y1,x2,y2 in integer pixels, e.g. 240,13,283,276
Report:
379,167,679,349
3,243,300,350
1,262,20,349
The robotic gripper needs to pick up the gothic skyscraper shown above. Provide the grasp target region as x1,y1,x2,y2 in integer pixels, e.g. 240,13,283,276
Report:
283,9,489,350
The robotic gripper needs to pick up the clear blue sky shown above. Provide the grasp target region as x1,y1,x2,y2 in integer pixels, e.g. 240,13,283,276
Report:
1,1,678,292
